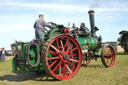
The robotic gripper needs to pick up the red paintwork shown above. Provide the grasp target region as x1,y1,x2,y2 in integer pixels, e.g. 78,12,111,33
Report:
33,39,41,41
64,28,70,34
82,51,92,66
45,35,82,80
104,46,115,67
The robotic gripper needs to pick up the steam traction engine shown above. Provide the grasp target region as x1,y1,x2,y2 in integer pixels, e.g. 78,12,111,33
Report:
11,10,115,80
118,30,128,53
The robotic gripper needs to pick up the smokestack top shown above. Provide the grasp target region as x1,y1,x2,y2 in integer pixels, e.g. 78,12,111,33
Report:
88,10,95,15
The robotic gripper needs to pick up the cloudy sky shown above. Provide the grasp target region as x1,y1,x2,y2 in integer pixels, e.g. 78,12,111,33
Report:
0,0,128,49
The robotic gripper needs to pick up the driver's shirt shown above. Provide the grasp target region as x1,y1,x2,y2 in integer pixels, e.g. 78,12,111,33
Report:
34,18,51,32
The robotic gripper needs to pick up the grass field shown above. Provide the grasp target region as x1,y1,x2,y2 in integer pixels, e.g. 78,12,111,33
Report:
0,53,128,85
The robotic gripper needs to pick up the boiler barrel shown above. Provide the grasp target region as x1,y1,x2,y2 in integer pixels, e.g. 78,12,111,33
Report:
77,37,100,50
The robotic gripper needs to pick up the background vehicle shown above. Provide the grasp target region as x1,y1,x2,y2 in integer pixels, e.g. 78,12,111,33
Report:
118,30,128,53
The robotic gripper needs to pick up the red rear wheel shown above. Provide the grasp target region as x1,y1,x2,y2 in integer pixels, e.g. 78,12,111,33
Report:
82,58,91,66
101,45,115,67
42,35,82,80
82,51,92,66
85,58,91,66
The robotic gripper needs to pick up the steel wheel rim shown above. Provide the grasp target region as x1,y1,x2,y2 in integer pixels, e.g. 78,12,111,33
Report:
46,35,82,80
103,46,115,67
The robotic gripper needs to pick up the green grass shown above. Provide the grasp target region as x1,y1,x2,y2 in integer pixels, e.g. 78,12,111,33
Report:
0,53,128,85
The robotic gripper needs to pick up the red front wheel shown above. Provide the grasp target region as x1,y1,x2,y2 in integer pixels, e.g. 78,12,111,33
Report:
101,45,115,67
42,35,82,80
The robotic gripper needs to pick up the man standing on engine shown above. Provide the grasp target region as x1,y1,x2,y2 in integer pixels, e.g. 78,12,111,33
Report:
34,14,51,41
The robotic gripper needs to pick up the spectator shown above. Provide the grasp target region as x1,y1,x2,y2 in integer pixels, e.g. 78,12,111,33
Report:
0,50,1,61
1,48,6,62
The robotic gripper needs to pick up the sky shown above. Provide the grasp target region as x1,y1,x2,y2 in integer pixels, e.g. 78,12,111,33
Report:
0,0,128,49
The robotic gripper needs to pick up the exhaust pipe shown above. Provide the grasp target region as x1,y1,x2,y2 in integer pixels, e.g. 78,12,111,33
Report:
88,10,96,37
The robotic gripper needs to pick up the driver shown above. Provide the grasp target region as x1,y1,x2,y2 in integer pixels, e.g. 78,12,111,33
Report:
80,23,90,35
34,14,51,41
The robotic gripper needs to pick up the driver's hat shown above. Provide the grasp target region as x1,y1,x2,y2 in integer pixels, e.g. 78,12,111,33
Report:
39,14,44,17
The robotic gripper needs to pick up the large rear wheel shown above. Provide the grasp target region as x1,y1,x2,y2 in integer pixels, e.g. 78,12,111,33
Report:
42,35,82,80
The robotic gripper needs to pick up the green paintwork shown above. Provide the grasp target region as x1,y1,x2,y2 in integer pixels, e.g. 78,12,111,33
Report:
28,44,40,66
12,57,17,72
77,37,88,50
47,27,61,38
77,36,99,50
11,22,101,74
12,42,44,72
43,27,61,41
11,26,61,73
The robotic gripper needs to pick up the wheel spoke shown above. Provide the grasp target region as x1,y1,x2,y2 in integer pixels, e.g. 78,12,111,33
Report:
59,64,62,76
67,61,74,69
106,58,109,65
56,39,59,50
48,56,60,60
63,62,66,76
66,64,73,73
107,48,110,55
109,57,112,64
50,60,57,68
109,58,112,64
104,54,108,57
69,59,78,63
51,45,60,52
66,43,72,53
104,57,107,60
64,39,69,49
60,39,64,51
48,50,57,56
110,52,113,56
68,53,76,58
68,48,78,53
104,50,107,55
53,61,62,72
108,58,110,64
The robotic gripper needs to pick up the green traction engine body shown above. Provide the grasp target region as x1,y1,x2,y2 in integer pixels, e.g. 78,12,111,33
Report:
11,41,43,72
11,10,115,80
11,26,66,72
